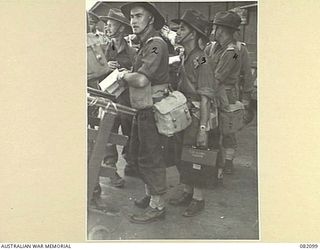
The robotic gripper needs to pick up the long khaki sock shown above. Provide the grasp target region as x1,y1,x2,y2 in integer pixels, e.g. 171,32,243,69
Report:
193,187,204,201
150,195,165,210
183,184,193,194
225,148,235,161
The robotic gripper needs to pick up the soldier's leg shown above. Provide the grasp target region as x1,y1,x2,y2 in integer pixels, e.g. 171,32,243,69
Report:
182,186,205,217
102,115,124,187
130,109,166,223
222,133,237,174
120,113,138,176
223,86,238,174
208,128,224,184
136,109,166,196
117,90,138,176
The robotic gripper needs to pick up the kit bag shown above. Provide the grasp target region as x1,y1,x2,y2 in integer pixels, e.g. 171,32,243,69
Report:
219,101,245,134
153,91,192,137
87,33,108,81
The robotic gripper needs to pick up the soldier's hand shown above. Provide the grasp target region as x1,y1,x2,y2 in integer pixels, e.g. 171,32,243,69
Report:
243,108,254,125
107,61,120,70
196,130,208,148
242,99,250,109
242,99,254,124
117,69,130,86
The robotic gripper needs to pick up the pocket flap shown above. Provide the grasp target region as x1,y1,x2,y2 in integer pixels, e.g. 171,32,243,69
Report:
154,91,187,114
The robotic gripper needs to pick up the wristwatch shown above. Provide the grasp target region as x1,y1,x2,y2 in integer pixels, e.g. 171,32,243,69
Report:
199,125,206,131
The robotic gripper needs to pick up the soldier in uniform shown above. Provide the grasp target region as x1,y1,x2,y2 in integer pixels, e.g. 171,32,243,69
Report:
99,8,137,187
88,11,100,34
87,11,108,130
119,2,170,223
204,11,242,180
234,33,255,129
87,11,109,199
168,10,215,217
88,11,109,45
87,11,108,89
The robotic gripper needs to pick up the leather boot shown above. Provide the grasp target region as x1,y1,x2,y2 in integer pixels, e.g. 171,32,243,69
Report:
130,206,166,224
217,168,224,186
134,196,151,209
92,183,101,199
169,192,193,206
182,199,205,217
110,172,125,188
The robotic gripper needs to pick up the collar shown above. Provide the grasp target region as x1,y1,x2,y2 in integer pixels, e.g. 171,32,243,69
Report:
219,38,234,50
138,28,158,45
110,38,127,53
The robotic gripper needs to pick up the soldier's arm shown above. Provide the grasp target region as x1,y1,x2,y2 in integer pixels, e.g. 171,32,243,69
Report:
127,46,137,66
198,57,214,131
122,41,167,88
215,48,239,84
100,43,108,55
103,42,116,76
123,72,149,88
241,46,254,103
197,57,218,96
199,95,210,127
196,94,210,148
137,40,167,80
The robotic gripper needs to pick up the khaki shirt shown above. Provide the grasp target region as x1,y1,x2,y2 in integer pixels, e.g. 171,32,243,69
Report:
104,38,136,74
205,39,241,87
133,30,169,86
205,40,241,108
87,32,108,88
179,48,215,101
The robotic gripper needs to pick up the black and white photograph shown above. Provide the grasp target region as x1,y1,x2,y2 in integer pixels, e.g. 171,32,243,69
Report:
86,0,258,240
3,0,320,245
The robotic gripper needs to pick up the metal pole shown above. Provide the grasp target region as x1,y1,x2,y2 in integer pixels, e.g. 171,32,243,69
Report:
87,96,137,116
87,87,115,100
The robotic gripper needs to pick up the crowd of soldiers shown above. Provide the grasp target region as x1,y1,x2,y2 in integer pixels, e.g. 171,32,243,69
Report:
87,2,255,224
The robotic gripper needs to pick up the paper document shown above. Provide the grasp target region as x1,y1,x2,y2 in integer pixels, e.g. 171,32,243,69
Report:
99,68,119,92
169,55,180,65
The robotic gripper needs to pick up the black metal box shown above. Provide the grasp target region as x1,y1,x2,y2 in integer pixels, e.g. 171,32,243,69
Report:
181,146,218,166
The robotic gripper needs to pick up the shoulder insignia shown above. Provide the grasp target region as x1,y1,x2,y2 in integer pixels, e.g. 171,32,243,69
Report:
193,56,200,69
193,56,207,68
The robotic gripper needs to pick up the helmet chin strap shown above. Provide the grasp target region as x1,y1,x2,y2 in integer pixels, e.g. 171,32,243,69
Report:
108,23,123,39
212,27,219,42
177,31,192,45
135,16,152,36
